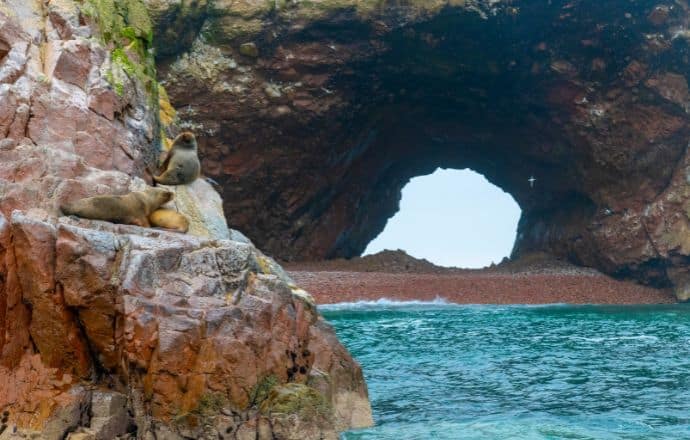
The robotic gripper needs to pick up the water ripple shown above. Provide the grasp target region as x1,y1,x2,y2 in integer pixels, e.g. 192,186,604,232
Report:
323,304,690,439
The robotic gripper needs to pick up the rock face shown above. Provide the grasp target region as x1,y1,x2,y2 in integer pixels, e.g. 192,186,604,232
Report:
152,0,690,299
0,1,371,438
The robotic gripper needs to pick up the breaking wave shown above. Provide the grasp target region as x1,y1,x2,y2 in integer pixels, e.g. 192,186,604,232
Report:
318,297,451,312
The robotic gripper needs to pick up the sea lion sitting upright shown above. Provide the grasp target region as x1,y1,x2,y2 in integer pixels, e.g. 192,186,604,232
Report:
149,208,189,233
61,187,173,227
153,132,201,186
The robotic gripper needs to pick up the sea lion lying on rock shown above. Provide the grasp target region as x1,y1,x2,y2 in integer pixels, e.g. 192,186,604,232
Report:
149,209,189,233
61,187,173,227
153,132,201,185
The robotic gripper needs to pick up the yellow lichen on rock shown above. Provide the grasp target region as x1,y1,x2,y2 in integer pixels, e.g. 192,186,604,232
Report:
158,84,177,128
256,255,273,274
290,286,316,306
260,383,332,422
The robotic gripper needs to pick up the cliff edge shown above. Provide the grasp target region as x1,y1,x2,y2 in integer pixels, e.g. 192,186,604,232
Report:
0,1,372,438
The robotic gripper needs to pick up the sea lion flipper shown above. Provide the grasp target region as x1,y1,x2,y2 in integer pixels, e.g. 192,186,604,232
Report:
126,216,150,228
157,149,173,175
159,149,171,168
153,170,172,185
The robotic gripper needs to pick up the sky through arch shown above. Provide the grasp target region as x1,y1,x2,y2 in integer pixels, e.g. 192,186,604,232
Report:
363,168,521,268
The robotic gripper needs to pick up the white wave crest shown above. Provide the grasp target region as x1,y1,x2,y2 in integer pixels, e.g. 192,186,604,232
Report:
318,297,451,311
570,335,659,343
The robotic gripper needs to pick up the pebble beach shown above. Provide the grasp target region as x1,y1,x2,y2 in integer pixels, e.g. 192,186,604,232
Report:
285,251,676,305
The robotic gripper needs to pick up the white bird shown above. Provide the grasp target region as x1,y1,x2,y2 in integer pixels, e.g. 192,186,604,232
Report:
528,176,536,188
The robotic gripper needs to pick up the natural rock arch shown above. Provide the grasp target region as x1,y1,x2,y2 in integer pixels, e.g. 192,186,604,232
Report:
151,0,690,298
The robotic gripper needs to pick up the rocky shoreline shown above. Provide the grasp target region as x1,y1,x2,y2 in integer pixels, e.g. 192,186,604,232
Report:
286,251,677,305
0,3,371,438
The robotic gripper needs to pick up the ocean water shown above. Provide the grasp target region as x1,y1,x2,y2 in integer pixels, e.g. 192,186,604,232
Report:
321,300,690,440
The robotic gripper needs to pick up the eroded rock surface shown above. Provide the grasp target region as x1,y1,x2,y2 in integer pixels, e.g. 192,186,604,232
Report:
0,1,371,438
1,211,371,439
152,0,690,299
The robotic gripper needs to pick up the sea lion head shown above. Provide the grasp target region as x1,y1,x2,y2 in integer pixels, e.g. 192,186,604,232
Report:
174,131,197,150
144,187,174,206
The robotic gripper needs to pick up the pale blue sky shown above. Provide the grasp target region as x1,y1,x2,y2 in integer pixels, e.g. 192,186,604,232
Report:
364,168,521,268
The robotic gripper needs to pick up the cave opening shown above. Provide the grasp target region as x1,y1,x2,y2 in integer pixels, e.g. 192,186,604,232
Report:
363,168,521,269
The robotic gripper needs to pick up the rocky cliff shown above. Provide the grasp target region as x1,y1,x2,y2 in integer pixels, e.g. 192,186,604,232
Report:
151,0,690,299
0,1,371,438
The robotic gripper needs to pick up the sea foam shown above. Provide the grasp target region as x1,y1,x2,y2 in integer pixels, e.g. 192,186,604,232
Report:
318,297,451,311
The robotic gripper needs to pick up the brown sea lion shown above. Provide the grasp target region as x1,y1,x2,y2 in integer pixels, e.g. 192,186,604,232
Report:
61,187,173,227
153,132,201,186
149,209,189,233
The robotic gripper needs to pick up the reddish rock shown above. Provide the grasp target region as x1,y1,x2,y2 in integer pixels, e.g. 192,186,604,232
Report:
87,80,124,121
645,72,690,108
11,212,91,378
648,5,671,26
623,60,648,85
0,3,371,438
309,319,374,431
44,39,92,89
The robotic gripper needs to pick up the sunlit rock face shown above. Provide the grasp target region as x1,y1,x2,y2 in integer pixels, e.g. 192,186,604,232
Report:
151,0,690,298
0,1,372,438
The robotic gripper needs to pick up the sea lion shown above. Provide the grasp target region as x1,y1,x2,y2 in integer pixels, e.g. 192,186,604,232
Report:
61,187,173,227
149,209,189,233
153,132,201,185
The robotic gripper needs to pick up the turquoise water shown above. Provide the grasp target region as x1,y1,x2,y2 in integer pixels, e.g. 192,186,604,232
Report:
321,301,690,439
